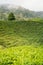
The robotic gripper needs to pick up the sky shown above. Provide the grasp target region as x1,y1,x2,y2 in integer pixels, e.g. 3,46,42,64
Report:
0,0,43,11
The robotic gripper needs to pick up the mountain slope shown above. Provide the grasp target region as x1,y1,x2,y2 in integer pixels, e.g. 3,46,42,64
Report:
0,4,43,20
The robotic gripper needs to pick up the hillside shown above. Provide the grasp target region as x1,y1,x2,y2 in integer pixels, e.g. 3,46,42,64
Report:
0,4,43,20
0,20,43,47
0,2,43,65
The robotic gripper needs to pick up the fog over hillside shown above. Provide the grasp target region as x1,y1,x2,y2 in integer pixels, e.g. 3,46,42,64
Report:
0,4,43,20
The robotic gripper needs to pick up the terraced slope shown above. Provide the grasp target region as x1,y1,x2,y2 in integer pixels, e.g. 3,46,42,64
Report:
0,20,43,47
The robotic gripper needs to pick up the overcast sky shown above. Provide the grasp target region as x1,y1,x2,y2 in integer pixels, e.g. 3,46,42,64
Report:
0,0,43,11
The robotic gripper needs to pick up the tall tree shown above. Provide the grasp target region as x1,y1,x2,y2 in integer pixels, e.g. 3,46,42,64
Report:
8,12,15,20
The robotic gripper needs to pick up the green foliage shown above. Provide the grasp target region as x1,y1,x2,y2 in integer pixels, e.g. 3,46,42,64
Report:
8,12,15,20
0,46,43,65
0,20,43,47
0,19,43,65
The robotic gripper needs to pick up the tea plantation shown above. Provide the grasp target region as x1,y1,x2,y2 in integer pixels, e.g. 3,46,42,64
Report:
0,20,43,65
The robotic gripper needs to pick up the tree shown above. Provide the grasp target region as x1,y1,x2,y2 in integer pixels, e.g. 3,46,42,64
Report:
8,12,15,20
